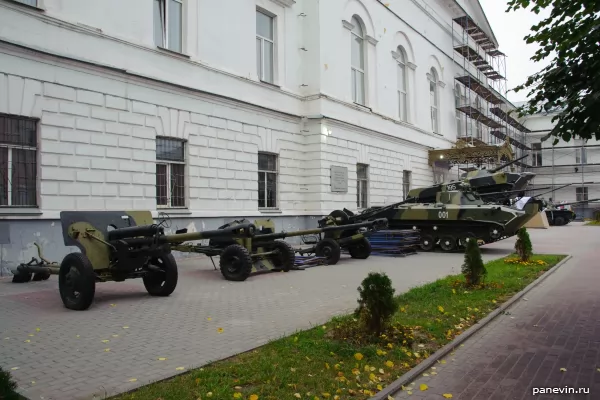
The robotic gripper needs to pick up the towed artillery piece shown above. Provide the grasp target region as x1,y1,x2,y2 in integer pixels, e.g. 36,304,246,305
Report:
407,155,535,205
11,210,257,311
326,181,540,252
171,216,388,281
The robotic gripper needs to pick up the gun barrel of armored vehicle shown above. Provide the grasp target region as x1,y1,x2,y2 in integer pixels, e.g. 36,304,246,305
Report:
252,218,388,242
479,186,552,198
535,183,574,198
549,198,600,207
487,154,529,174
112,222,257,247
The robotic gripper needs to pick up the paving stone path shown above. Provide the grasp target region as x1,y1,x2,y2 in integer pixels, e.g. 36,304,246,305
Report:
390,222,599,400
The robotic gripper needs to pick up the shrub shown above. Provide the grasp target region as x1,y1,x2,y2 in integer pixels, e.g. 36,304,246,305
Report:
354,272,398,337
0,367,20,400
514,227,533,261
461,237,487,286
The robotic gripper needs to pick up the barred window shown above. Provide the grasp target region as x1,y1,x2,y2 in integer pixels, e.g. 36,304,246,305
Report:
156,137,186,208
0,113,37,208
576,187,588,202
258,152,277,209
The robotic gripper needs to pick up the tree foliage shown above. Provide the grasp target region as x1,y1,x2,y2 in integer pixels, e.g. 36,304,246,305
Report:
354,272,398,337
461,238,487,286
506,0,600,144
515,227,533,261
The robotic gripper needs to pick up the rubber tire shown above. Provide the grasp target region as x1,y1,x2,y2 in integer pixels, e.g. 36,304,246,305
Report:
143,253,179,297
32,271,51,281
419,234,435,252
439,235,457,252
554,216,566,226
58,252,96,311
269,240,296,272
315,238,341,265
348,237,372,259
219,244,253,282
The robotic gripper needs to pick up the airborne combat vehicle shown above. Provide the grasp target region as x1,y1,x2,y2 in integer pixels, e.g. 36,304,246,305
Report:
541,198,600,226
406,154,535,205
328,182,541,252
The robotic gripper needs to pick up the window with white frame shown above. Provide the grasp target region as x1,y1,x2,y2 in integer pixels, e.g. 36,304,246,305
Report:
351,16,365,105
532,142,542,166
258,152,278,209
396,47,408,122
153,0,183,53
576,186,588,202
356,163,368,209
428,68,439,134
575,140,587,164
156,137,186,208
256,9,275,84
403,170,412,200
0,114,37,208
455,84,463,136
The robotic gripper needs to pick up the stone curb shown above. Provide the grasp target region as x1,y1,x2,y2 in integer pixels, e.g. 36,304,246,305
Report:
369,254,573,400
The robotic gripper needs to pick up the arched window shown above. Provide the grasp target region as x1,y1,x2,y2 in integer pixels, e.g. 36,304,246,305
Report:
429,68,439,134
351,16,365,105
454,84,462,136
397,46,408,122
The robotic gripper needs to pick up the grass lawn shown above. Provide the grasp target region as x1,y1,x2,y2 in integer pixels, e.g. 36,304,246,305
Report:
111,253,566,400
584,220,600,226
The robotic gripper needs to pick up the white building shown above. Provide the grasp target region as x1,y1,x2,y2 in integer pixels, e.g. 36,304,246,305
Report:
0,0,511,272
515,104,600,219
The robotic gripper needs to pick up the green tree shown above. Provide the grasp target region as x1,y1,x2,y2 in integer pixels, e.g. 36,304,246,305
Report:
461,238,487,286
354,272,398,337
515,227,533,261
0,367,20,400
506,0,600,144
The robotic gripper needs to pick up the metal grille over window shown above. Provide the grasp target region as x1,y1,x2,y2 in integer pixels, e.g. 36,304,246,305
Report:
356,163,368,208
258,153,277,209
0,114,37,207
156,137,185,208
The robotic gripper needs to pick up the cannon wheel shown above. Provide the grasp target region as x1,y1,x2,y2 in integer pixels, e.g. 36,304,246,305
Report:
220,244,253,281
269,241,295,272
348,237,372,259
58,252,96,311
315,238,341,265
143,253,179,297
12,269,32,283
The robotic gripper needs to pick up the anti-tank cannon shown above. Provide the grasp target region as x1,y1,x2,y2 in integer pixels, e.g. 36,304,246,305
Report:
171,217,389,281
11,210,257,311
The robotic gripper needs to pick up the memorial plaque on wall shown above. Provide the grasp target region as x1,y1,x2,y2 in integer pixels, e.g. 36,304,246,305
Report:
330,165,348,193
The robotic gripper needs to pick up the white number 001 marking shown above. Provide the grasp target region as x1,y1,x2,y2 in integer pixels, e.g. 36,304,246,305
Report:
438,211,449,219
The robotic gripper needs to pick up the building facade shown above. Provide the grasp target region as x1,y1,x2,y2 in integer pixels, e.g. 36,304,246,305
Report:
516,105,600,219
0,0,507,274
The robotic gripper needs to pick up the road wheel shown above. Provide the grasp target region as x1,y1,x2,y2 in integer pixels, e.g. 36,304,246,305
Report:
554,216,566,226
219,244,253,281
58,253,96,311
269,241,295,272
143,253,179,296
348,237,372,259
457,233,477,249
439,235,457,252
315,238,341,265
419,234,435,252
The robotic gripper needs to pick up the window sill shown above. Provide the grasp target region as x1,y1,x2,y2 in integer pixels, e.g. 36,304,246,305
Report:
353,102,372,112
0,207,43,216
155,208,191,216
259,80,281,89
156,46,190,59
4,0,45,12
259,209,282,214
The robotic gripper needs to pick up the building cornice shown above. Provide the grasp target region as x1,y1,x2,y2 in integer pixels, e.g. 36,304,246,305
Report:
269,0,296,8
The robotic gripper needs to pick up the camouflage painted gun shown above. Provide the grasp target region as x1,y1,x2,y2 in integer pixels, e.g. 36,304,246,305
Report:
329,182,540,252
12,210,256,311
171,217,388,281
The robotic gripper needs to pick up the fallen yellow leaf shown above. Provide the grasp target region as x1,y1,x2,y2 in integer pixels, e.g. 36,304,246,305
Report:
420,383,428,391
207,317,212,321
123,326,129,329
24,340,30,343
377,384,383,390
438,305,445,313
104,348,110,352
217,327,224,333
128,378,137,382
385,360,394,368
354,353,364,361
176,367,185,371
158,357,167,361
110,303,116,307
11,367,19,370
250,395,259,400
294,394,301,398
443,394,453,399
233,393,242,399
423,373,429,377
207,392,213,397
290,367,296,372
407,391,412,395
35,328,40,332
102,340,109,343
28,334,34,337
560,367,567,372
387,396,395,400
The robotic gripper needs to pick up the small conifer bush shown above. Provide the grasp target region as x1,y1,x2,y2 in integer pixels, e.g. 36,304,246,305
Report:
461,237,487,286
514,227,533,261
0,367,20,400
354,272,398,337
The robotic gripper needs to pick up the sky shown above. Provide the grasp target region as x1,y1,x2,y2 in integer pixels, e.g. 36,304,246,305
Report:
478,0,552,104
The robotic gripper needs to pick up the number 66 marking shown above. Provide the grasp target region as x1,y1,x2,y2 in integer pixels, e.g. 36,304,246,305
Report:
438,211,449,219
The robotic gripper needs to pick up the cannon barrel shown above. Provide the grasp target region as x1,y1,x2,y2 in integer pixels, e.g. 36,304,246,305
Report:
252,218,388,242
488,154,529,174
549,198,600,207
110,222,257,247
535,183,573,198
479,186,552,197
